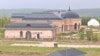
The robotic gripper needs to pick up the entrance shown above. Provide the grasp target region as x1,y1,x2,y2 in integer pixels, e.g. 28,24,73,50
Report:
37,33,40,39
26,31,31,40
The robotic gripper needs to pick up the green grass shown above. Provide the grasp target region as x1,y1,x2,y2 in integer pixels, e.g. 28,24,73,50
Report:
0,40,41,46
80,48,100,56
0,46,65,54
0,46,100,56
0,40,99,56
0,40,66,56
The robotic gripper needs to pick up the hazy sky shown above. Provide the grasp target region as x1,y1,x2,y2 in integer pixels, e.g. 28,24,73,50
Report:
0,0,100,9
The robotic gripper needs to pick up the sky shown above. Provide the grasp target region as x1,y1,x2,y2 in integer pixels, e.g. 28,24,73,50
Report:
0,0,100,9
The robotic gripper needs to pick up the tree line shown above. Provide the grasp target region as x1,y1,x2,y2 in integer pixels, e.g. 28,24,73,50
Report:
82,17,100,25
0,16,10,28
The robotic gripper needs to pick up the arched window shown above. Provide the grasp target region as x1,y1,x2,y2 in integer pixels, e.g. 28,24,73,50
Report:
74,23,77,30
20,31,23,37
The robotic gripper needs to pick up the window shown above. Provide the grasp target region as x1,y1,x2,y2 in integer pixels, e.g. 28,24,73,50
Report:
26,24,31,27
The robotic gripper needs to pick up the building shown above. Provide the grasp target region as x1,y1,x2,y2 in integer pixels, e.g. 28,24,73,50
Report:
88,18,100,27
5,7,81,40
48,48,86,56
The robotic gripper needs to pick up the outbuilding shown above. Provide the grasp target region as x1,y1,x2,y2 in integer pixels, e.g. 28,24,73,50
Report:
88,18,100,27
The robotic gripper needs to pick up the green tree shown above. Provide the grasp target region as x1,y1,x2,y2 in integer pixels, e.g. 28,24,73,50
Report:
0,16,10,28
86,28,93,41
78,28,85,40
92,34,98,42
82,17,100,25
82,17,91,25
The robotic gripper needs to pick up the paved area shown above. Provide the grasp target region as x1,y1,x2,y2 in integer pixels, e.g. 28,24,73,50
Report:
10,42,100,48
11,42,56,47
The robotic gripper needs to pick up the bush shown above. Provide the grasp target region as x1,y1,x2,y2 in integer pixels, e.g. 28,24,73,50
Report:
86,29,93,41
92,34,98,42
57,32,77,39
78,28,85,40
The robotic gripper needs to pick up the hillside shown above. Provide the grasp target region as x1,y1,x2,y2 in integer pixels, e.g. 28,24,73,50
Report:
74,8,100,17
0,8,100,17
0,9,48,17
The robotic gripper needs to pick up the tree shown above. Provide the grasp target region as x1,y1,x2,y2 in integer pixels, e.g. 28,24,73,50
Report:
92,34,98,42
86,28,93,41
0,16,10,28
82,17,91,25
78,28,85,40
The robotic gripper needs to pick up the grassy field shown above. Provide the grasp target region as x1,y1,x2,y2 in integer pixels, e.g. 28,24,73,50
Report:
0,46,100,56
0,40,63,56
0,40,99,56
0,46,65,56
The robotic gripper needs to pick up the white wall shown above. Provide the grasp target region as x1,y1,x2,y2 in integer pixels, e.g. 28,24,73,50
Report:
5,29,53,39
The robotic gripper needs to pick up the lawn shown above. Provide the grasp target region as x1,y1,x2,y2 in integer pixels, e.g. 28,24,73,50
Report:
0,40,100,56
0,46,100,56
0,40,41,46
0,46,65,56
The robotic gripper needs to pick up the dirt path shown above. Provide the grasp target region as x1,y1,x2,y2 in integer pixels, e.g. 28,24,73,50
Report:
11,42,100,48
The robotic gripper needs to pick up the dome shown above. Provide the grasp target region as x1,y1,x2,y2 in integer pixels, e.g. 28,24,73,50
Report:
62,11,80,18
88,18,100,27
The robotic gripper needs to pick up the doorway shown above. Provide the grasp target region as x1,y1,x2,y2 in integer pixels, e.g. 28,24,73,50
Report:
26,31,31,40
37,33,40,39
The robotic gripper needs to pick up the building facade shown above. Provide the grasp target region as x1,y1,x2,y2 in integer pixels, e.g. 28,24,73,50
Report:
5,8,81,40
